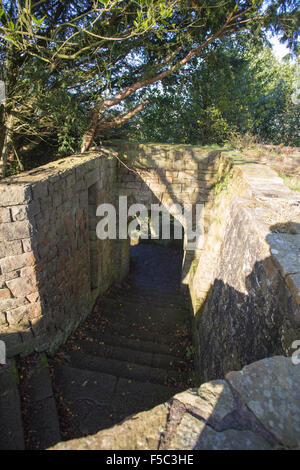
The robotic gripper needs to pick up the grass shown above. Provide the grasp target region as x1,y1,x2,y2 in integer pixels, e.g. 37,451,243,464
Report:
279,173,300,193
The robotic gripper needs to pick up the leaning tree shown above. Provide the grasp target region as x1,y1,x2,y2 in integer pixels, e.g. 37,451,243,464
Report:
0,0,299,175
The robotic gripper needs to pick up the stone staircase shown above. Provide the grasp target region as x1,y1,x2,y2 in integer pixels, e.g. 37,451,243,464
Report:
0,245,194,449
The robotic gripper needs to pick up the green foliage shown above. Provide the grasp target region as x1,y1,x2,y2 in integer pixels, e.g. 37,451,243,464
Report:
0,1,298,174
197,106,233,145
214,169,232,196
126,40,299,146
186,345,196,359
279,173,300,192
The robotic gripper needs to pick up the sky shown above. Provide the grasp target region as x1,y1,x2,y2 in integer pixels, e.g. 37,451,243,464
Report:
269,36,292,61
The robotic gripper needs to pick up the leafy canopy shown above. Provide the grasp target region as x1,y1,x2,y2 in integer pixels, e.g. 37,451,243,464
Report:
0,1,299,174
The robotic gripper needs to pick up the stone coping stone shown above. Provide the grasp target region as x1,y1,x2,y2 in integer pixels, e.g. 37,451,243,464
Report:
168,413,272,450
226,356,300,449
233,163,300,308
0,151,112,186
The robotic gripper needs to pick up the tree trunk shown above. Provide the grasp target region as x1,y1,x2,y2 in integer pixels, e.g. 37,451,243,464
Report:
0,114,13,178
0,105,5,169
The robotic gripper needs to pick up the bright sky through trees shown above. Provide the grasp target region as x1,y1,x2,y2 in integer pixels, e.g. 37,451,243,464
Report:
269,35,293,60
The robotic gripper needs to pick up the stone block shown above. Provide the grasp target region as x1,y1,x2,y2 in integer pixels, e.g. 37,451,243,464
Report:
0,252,35,274
10,205,28,222
0,296,28,311
22,238,37,253
85,171,99,188
0,331,23,357
0,311,7,324
168,413,271,450
0,220,33,241
0,240,23,259
174,379,236,423
0,184,32,206
31,180,49,200
26,292,40,303
226,356,300,448
20,265,42,279
6,275,38,298
5,302,42,326
0,288,11,299
0,207,11,223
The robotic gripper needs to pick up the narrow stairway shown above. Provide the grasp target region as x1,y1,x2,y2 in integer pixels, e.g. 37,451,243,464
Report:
0,244,194,449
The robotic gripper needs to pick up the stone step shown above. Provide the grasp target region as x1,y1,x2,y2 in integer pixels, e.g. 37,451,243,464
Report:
71,339,186,371
53,364,118,439
79,329,187,359
105,289,188,309
112,376,178,424
19,354,61,450
53,364,178,440
0,361,24,450
96,298,189,333
63,350,183,387
98,296,190,318
129,281,182,292
83,322,190,357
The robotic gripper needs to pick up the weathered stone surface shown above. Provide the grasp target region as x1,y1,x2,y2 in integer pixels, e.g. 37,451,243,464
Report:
168,413,272,450
5,302,42,325
0,240,23,259
6,276,37,298
226,356,300,448
189,161,300,384
286,273,300,306
0,184,32,206
0,297,28,310
31,180,49,200
51,402,170,450
0,207,11,223
174,380,236,423
0,288,11,299
10,205,29,222
0,252,35,273
267,233,300,278
26,292,40,303
0,220,33,242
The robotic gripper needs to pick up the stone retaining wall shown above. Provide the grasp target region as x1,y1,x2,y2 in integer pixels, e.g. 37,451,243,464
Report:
0,152,123,357
189,162,300,383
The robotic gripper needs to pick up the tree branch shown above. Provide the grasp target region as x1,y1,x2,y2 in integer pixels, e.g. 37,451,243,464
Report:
97,101,149,131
